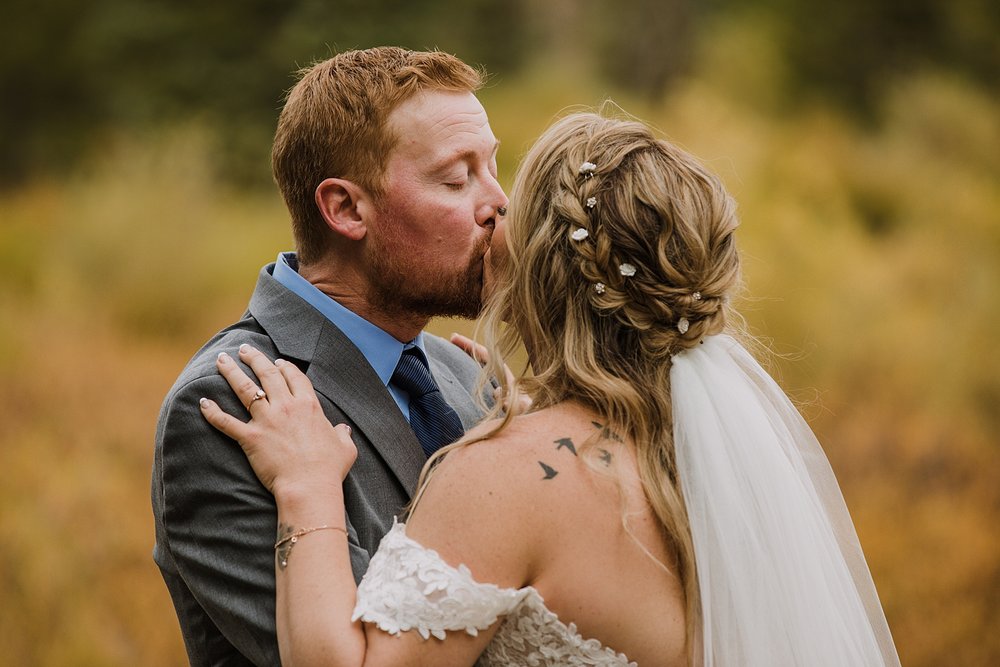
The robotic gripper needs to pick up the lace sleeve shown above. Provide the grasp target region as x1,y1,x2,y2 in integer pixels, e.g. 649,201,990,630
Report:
351,521,528,640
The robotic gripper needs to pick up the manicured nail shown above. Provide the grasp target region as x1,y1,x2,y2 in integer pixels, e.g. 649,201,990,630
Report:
218,352,230,364
199,397,209,408
239,343,251,354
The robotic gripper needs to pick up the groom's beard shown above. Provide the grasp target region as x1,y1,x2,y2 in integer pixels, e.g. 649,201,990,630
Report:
364,232,490,322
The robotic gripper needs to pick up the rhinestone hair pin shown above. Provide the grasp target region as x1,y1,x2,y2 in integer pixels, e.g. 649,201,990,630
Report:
586,196,597,209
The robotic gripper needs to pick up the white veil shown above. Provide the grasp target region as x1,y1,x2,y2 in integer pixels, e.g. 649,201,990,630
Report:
670,335,900,666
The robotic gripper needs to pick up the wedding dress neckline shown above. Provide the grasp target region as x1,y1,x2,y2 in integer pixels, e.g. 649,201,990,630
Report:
353,520,638,666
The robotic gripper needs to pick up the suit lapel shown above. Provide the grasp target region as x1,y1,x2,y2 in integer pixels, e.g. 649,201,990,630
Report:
307,324,427,494
247,266,426,495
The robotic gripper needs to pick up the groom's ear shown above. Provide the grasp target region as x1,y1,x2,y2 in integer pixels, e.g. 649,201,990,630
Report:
314,178,371,241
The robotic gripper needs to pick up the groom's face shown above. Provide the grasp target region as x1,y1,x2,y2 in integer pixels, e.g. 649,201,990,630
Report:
362,90,507,320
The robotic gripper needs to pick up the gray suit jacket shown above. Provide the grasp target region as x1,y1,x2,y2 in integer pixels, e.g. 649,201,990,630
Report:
152,262,488,666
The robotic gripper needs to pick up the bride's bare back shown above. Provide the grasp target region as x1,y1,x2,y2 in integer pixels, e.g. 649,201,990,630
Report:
406,401,687,666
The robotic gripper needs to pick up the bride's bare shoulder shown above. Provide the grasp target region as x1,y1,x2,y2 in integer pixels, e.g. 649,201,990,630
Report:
435,404,617,496
407,404,627,576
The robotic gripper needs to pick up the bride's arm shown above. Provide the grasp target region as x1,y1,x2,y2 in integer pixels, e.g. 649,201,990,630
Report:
200,345,366,667
199,344,518,667
273,483,363,666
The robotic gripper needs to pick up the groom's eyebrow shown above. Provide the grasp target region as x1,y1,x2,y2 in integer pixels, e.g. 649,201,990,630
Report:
428,140,501,174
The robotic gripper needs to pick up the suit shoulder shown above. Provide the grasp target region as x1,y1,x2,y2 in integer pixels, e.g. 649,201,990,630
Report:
166,322,273,396
156,322,279,442
423,332,477,367
422,332,489,403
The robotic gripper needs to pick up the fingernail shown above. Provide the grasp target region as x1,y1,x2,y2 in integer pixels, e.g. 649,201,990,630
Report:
218,352,230,364
199,397,209,408
275,358,285,366
342,424,352,435
239,343,251,354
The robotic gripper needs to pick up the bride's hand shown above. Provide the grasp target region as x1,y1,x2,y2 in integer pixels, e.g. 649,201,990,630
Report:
199,344,357,497
450,333,532,415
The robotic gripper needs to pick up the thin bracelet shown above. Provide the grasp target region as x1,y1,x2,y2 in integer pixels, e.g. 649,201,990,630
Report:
275,525,347,569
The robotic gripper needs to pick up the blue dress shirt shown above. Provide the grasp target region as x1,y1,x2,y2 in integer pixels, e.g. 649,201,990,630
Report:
272,252,425,421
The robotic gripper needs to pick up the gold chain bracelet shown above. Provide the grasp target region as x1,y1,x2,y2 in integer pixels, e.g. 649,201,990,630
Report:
275,525,347,569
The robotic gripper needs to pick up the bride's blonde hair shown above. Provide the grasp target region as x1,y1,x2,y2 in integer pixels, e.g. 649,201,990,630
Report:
417,111,742,656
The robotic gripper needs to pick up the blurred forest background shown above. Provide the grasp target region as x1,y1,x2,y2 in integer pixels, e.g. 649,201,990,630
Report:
1,0,998,664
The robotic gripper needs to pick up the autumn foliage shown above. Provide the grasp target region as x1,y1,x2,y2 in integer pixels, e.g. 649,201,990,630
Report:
1,26,998,666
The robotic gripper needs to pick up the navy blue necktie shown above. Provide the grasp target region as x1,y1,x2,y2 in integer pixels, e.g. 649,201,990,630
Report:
391,348,465,457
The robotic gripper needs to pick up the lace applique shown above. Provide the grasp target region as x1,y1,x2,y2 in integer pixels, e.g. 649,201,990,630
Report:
352,521,637,666
352,521,526,640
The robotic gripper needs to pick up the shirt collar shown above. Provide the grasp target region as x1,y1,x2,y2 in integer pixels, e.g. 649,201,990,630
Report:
272,252,425,385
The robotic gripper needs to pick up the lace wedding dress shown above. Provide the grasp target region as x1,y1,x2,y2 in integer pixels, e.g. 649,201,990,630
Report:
352,521,637,667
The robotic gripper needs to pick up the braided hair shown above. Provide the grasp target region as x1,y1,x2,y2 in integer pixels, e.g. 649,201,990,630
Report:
479,111,742,657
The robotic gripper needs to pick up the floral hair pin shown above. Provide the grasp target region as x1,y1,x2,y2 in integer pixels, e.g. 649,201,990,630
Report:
619,263,637,277
571,228,589,241
677,317,690,334
579,161,597,178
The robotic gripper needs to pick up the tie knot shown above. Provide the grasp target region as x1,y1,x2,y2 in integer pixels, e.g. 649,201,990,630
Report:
391,348,436,399
389,346,465,457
